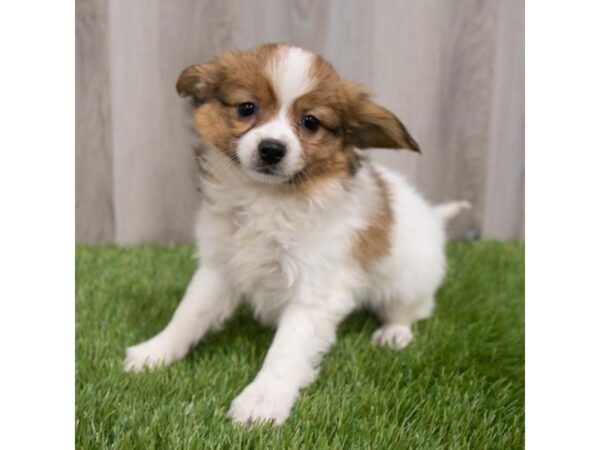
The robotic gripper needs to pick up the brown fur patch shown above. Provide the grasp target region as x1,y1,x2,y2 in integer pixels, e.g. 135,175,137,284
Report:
353,166,394,270
182,44,283,162
285,55,360,191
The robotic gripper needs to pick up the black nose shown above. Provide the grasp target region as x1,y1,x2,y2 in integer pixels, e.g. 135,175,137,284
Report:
258,139,286,165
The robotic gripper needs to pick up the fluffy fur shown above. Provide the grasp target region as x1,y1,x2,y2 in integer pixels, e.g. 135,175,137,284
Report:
124,44,469,426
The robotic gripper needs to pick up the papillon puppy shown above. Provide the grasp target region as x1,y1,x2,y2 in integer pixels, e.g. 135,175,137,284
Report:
124,43,469,426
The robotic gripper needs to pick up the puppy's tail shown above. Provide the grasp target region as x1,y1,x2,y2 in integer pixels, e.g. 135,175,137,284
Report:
434,201,471,222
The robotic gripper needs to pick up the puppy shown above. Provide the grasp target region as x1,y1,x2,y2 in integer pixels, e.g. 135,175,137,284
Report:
124,43,469,425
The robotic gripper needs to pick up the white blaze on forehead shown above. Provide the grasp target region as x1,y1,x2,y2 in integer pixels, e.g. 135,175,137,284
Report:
235,46,315,182
268,46,315,109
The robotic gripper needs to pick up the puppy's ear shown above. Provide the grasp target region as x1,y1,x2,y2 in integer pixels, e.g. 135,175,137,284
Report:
176,62,220,102
344,83,420,152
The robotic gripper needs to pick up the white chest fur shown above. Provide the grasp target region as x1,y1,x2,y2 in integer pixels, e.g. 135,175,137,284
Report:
196,177,365,324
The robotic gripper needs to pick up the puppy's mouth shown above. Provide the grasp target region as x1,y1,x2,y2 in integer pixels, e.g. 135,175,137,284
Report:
257,165,280,176
242,164,290,184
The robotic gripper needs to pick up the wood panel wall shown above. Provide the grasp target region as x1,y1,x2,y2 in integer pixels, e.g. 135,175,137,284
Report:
76,0,524,243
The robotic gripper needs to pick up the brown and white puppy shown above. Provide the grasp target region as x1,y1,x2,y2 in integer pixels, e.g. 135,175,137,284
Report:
124,44,469,426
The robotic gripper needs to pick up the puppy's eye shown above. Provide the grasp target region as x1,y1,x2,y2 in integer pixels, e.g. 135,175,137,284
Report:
302,115,320,131
237,102,257,118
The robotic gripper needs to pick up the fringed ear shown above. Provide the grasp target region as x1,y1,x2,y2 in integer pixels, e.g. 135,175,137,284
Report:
348,102,420,151
343,82,420,152
176,61,220,103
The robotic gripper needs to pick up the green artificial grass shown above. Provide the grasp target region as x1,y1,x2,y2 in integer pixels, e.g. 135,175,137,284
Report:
76,241,524,449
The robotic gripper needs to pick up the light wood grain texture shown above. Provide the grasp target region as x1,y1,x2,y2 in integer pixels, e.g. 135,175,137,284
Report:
482,0,525,238
75,0,114,242
76,0,524,243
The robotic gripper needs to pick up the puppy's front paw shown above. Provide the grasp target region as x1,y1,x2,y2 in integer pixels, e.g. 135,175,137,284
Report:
372,324,414,350
123,335,186,373
227,379,296,426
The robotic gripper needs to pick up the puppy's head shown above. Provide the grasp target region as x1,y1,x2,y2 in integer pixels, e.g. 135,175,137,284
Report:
177,44,419,187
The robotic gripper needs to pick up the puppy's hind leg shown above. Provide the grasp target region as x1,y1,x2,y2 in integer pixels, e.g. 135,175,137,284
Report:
371,295,434,350
124,266,238,372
